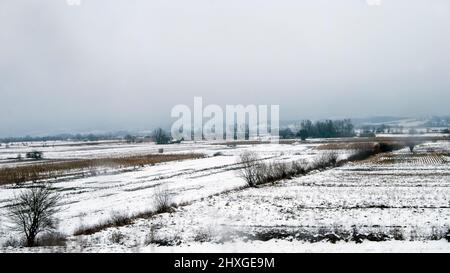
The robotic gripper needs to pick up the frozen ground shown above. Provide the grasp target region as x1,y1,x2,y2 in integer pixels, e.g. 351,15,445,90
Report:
3,239,450,253
0,141,322,242
0,140,449,252
0,140,218,168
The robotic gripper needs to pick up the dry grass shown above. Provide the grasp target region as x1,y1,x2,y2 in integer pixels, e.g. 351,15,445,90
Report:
316,142,377,150
153,186,175,213
36,232,68,247
0,153,205,186
213,140,269,146
73,212,134,236
73,200,194,236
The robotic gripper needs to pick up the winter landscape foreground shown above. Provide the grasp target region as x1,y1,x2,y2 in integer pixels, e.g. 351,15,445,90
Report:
0,136,450,253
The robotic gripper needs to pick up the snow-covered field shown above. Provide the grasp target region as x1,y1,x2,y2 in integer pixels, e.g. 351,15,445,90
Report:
0,140,449,252
0,141,322,244
0,140,218,168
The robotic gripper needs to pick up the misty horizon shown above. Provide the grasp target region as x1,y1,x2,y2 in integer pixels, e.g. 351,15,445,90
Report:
1,0,450,137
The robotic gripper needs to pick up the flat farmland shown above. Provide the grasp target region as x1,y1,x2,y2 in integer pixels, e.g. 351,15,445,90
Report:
1,139,449,252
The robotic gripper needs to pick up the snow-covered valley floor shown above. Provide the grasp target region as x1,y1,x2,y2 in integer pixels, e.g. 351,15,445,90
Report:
1,140,450,252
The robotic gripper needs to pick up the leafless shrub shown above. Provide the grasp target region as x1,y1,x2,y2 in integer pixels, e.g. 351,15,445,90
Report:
110,230,125,244
193,228,213,243
291,161,307,175
406,141,417,153
74,224,112,237
238,152,260,187
239,152,310,186
154,186,174,213
255,162,272,184
73,212,133,236
409,226,420,241
268,161,302,182
445,229,450,242
430,226,446,240
7,185,61,247
2,236,24,248
327,151,339,166
391,227,405,241
110,211,132,227
147,229,182,246
312,151,339,170
272,162,290,180
347,148,376,162
36,232,67,247
144,223,158,245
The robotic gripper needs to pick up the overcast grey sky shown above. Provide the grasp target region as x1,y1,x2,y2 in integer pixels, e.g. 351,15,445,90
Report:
1,0,449,137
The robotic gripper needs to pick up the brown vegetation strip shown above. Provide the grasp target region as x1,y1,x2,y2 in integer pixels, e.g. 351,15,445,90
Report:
316,142,378,150
0,153,205,186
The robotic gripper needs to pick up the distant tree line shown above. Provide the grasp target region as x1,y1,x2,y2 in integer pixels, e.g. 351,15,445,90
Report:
360,124,402,135
0,133,122,144
280,119,355,140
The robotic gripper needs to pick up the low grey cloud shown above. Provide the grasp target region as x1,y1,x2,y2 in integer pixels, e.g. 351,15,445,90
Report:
1,0,449,136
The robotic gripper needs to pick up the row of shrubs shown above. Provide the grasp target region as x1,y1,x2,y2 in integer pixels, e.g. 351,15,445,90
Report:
238,151,341,187
236,141,405,188
2,232,68,248
73,186,176,236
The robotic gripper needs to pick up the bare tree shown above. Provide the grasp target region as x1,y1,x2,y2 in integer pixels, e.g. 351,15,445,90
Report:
238,151,260,187
8,185,61,247
297,129,309,141
406,141,416,153
152,128,171,144
153,186,173,213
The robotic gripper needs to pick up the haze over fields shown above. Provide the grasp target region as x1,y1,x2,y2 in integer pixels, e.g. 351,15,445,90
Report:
1,0,450,136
